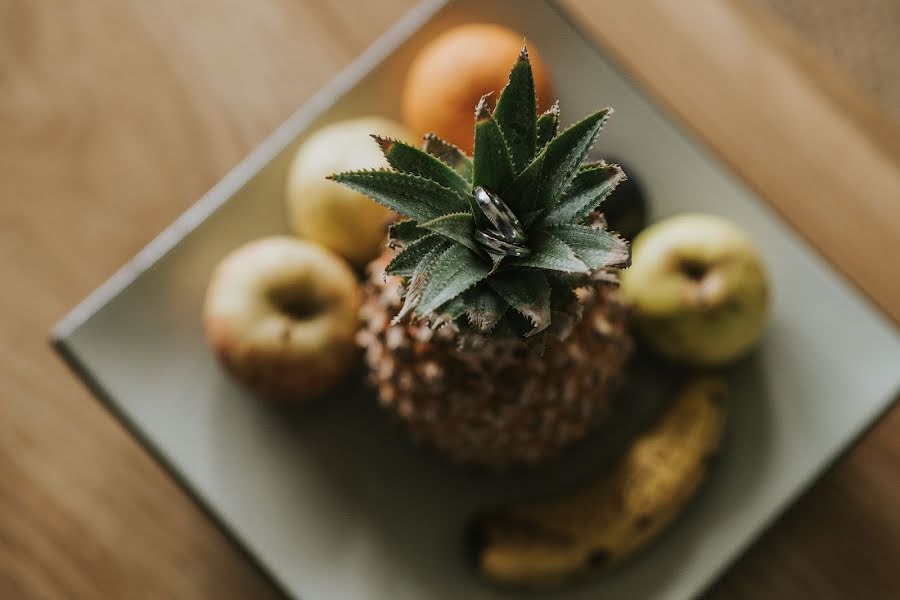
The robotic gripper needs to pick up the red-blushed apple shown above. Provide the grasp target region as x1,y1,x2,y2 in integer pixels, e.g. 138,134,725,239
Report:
620,214,770,367
203,236,360,401
286,117,413,267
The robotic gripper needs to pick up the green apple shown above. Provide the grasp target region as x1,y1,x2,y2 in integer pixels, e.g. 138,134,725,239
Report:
286,116,414,267
620,213,770,367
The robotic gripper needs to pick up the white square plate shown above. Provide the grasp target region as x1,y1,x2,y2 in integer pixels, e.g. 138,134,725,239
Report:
53,1,900,598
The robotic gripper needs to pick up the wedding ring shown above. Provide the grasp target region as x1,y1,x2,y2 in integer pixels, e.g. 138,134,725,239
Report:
473,187,526,244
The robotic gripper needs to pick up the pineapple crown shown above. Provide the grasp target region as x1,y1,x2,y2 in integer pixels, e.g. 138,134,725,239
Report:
329,45,629,340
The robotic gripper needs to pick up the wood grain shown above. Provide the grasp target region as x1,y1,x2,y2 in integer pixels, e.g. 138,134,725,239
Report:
0,0,411,598
559,0,900,328
557,4,900,597
0,0,898,598
751,0,900,122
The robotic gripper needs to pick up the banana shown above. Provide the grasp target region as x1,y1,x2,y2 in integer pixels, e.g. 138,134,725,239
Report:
471,376,728,588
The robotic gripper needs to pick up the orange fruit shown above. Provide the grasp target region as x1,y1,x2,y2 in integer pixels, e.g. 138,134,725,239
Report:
402,23,554,154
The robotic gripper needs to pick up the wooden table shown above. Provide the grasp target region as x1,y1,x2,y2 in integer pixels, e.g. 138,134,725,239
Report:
2,0,898,597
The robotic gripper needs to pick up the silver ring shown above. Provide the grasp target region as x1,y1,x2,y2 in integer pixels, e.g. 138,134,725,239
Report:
473,187,526,244
475,229,531,258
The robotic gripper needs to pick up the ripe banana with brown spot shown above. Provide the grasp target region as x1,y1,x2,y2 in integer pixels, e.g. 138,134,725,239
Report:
471,376,728,588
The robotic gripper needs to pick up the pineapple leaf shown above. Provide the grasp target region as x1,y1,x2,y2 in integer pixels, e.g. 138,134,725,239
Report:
393,240,451,323
418,212,481,255
502,150,543,217
472,94,515,192
373,136,470,196
535,101,559,149
546,224,630,269
395,273,426,323
543,162,625,225
510,230,588,272
415,244,491,317
385,233,443,277
547,274,582,311
493,46,537,174
545,274,583,339
537,107,612,208
464,285,507,333
507,108,612,216
431,293,469,329
328,49,633,341
488,270,551,336
423,133,473,183
328,169,467,222
388,219,425,247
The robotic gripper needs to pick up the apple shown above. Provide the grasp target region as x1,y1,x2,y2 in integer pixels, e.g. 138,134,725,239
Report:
620,213,770,367
286,116,414,267
203,236,361,401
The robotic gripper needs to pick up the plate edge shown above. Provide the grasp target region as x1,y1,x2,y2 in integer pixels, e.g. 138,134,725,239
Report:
548,3,900,598
49,1,451,598
49,334,295,599
50,0,451,345
48,0,900,597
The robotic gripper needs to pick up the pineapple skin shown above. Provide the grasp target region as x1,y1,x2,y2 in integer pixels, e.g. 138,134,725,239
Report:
357,251,634,468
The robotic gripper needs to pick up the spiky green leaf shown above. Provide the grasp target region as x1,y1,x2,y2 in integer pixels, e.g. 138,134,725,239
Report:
388,219,425,247
430,293,469,329
464,285,507,333
547,224,630,269
538,108,612,206
385,233,443,277
510,230,588,272
506,108,612,216
535,101,559,149
488,270,551,336
328,170,467,221
374,136,470,196
415,245,491,317
393,240,452,322
327,49,633,341
502,151,543,218
423,133,473,183
543,162,625,225
547,274,582,311
418,212,481,255
472,95,515,192
494,47,537,173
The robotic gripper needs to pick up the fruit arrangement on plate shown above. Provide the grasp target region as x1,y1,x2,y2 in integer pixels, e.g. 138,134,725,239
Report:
201,24,770,588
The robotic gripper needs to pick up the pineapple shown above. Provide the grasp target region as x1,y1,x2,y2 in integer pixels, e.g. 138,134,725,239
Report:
330,47,633,468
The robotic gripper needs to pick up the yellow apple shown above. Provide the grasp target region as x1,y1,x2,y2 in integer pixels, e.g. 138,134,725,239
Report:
620,214,770,367
203,236,360,402
286,116,414,267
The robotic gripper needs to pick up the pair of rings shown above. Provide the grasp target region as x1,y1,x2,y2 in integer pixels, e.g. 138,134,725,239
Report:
473,187,531,258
